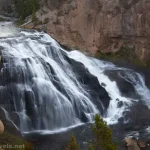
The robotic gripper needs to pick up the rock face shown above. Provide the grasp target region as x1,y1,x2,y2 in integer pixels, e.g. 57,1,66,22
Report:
36,0,150,62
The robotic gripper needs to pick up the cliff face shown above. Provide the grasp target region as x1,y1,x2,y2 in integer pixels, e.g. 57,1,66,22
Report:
35,0,150,62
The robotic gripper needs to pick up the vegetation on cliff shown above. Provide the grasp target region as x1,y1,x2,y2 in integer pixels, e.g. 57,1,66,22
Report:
14,0,39,21
96,46,150,67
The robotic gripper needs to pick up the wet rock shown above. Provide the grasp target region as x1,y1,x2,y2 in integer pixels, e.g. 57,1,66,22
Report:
81,111,89,123
118,117,124,124
117,101,123,108
123,101,150,131
104,69,141,99
0,49,2,62
116,98,120,101
25,90,36,118
101,82,106,87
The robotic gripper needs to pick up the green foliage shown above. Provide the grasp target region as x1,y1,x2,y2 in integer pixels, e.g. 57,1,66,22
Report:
66,135,79,150
89,114,117,150
14,0,39,20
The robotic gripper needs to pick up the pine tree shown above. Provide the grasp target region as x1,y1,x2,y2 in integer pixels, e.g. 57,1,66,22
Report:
66,135,79,150
89,114,117,150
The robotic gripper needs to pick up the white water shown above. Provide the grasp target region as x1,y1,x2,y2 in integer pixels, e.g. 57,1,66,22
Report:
0,21,19,37
0,28,150,133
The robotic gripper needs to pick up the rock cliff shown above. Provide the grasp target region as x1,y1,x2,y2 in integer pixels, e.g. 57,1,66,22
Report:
32,0,150,63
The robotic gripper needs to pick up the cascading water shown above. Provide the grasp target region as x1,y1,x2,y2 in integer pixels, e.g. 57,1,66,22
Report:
0,25,150,134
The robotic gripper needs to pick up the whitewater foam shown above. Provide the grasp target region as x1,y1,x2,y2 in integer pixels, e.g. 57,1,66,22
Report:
0,21,20,37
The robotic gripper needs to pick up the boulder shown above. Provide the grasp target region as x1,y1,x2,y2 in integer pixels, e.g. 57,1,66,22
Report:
0,120,4,134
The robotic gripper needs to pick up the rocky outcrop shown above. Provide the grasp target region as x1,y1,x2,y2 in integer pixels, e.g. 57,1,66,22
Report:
0,120,4,134
31,0,150,62
125,138,140,150
125,138,150,150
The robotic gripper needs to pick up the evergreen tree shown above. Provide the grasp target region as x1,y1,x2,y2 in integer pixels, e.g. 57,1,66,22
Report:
66,135,79,150
89,114,117,150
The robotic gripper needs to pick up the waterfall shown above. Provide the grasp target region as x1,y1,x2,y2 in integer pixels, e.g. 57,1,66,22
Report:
0,30,149,133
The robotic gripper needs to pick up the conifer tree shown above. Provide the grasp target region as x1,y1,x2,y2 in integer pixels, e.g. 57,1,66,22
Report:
66,135,79,150
89,114,117,150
